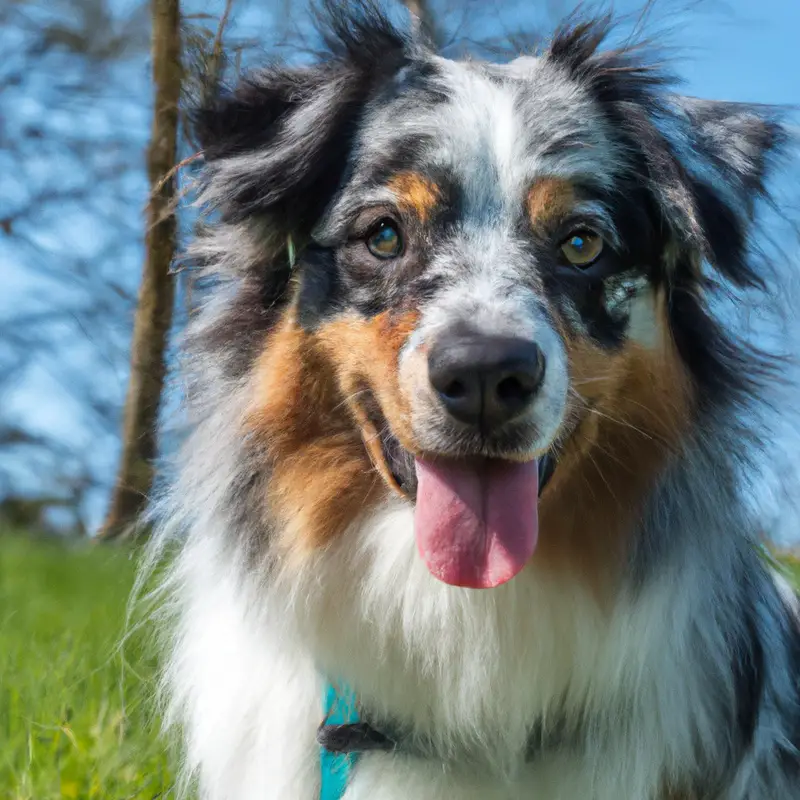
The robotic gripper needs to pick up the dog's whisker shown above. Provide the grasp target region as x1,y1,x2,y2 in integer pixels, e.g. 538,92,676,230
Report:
330,388,371,416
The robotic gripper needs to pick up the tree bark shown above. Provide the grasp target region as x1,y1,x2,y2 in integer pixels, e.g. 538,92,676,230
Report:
99,0,180,540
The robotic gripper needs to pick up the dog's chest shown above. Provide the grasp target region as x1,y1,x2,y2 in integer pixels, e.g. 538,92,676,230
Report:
173,529,705,800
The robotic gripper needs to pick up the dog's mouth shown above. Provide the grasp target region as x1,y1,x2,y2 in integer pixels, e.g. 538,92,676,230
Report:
378,427,556,502
366,398,558,591
379,429,419,498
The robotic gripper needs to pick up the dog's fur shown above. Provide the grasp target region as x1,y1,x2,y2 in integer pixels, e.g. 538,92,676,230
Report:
150,3,800,798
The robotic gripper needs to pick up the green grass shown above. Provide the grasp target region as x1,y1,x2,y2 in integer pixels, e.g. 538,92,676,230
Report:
0,534,173,800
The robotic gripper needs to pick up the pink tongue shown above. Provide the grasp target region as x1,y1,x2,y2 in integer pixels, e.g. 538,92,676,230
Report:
414,457,539,589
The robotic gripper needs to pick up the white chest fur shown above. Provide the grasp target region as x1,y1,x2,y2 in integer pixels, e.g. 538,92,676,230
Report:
167,505,722,800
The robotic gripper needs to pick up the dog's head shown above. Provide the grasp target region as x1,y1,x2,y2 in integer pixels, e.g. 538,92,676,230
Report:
192,3,784,588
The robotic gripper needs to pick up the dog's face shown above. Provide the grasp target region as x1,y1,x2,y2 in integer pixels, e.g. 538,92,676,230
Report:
307,53,671,464
193,7,782,588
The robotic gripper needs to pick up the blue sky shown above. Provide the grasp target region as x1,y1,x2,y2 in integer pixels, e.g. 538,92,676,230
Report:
667,0,800,108
3,0,799,536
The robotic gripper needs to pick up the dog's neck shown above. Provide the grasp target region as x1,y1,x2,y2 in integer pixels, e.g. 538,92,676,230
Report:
316,682,584,762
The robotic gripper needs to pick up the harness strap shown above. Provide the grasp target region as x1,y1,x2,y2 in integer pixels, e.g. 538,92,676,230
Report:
318,696,573,768
318,682,362,800
318,719,397,754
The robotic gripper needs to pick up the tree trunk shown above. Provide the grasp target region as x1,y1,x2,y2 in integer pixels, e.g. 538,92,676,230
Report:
99,0,181,540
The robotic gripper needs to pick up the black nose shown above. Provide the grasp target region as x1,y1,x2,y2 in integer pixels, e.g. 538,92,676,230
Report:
427,333,546,431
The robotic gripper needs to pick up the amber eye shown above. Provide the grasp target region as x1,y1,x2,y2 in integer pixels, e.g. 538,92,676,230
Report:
366,219,403,259
560,230,604,268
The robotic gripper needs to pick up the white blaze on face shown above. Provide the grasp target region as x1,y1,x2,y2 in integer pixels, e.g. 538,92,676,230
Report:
426,57,621,222
428,59,527,219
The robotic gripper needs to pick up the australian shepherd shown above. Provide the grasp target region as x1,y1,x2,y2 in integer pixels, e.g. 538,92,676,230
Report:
150,2,800,798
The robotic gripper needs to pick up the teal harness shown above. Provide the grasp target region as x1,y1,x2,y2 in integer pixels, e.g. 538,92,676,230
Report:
319,682,361,800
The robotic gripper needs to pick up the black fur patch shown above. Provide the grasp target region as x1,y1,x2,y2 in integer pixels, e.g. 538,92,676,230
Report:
295,244,343,330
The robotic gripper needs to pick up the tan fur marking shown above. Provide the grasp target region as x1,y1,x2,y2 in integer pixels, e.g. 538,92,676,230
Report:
246,312,379,556
387,172,440,223
537,292,692,590
315,309,419,452
246,308,420,556
315,310,420,498
527,177,576,230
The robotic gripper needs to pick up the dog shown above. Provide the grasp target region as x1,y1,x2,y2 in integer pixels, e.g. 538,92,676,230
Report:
150,3,800,797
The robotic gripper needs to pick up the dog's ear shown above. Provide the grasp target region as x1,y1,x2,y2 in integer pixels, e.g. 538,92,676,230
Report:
639,96,786,287
191,2,410,232
645,99,787,402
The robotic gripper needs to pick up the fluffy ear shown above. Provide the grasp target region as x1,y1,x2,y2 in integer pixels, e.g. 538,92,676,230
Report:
631,97,788,406
190,1,410,231
649,98,788,406
649,97,786,286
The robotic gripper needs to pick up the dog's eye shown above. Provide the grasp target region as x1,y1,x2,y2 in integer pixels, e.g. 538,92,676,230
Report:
560,230,604,268
366,220,403,259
